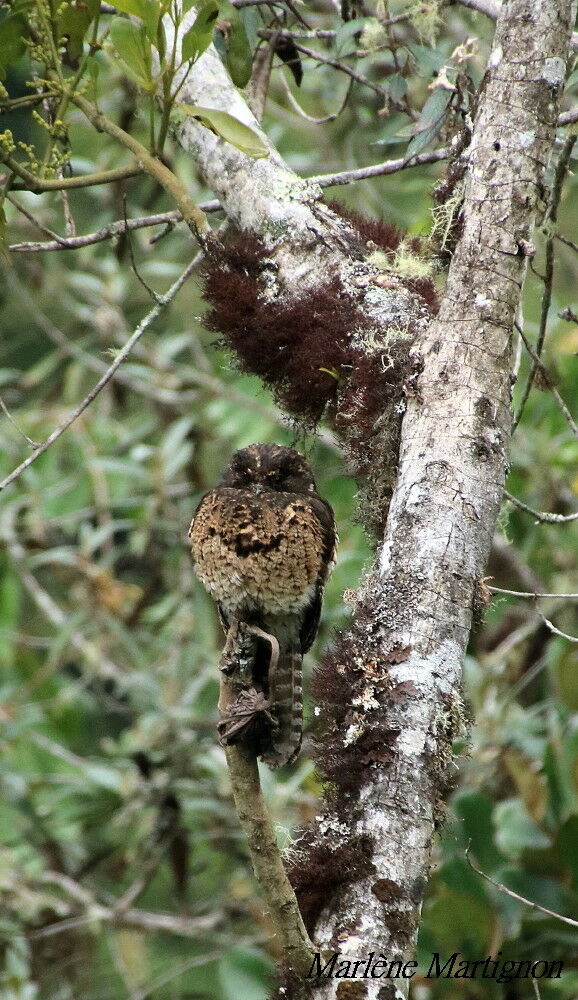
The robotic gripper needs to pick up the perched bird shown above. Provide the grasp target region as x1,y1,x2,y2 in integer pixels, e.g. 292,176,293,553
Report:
189,444,336,767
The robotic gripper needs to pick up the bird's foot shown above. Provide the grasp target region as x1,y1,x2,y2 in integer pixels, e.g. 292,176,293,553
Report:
217,687,280,747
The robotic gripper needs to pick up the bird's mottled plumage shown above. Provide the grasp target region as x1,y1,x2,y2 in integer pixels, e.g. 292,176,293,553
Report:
189,444,336,767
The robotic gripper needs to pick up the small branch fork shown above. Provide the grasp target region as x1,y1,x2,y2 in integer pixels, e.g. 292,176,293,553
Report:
6,147,449,253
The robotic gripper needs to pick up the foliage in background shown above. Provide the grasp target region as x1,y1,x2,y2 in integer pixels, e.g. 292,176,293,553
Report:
1,0,578,997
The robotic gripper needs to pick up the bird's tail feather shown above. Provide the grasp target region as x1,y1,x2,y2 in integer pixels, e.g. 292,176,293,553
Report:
261,642,303,769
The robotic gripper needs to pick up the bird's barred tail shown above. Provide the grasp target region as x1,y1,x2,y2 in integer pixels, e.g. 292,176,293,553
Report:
261,643,303,769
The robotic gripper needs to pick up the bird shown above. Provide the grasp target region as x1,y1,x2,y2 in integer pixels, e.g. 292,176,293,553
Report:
188,443,336,768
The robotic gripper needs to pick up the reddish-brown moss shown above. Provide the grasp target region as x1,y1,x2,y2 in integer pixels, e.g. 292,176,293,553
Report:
201,236,367,423
286,830,375,934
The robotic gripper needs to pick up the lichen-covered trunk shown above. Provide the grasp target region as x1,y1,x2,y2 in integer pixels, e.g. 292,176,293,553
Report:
305,2,573,997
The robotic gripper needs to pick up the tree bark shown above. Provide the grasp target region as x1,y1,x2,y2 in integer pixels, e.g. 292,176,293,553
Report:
168,0,573,995
307,1,574,997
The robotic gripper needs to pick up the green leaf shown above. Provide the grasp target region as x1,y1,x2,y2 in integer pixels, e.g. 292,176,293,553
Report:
494,798,552,856
334,16,369,56
238,4,260,50
113,0,146,18
219,947,274,1000
387,73,407,103
222,18,252,88
116,0,158,44
113,0,160,34
174,103,268,158
58,3,92,62
109,17,152,88
454,790,505,871
142,0,160,43
85,53,100,101
404,85,452,160
407,42,448,77
0,15,27,78
181,0,219,63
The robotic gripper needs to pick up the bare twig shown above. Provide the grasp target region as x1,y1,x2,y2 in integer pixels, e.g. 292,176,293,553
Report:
60,188,76,237
0,258,197,492
513,136,577,430
123,196,161,303
289,41,388,99
539,613,578,643
310,146,450,185
8,204,221,253
557,107,578,126
513,321,578,438
6,192,70,244
488,586,578,599
452,0,578,50
504,490,578,523
0,261,196,406
466,845,578,927
8,148,452,254
279,72,354,124
453,0,499,16
556,232,578,254
0,395,40,448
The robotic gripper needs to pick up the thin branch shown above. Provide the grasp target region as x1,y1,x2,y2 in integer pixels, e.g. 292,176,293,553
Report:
0,257,197,492
556,232,578,254
225,743,313,976
72,94,211,242
488,586,578,599
309,146,450,186
6,192,70,244
0,261,197,406
466,845,578,927
232,0,290,5
504,490,578,523
513,136,577,429
514,320,578,438
0,395,40,448
123,195,161,303
8,203,220,252
60,188,76,237
30,902,221,939
557,107,578,126
279,72,354,124
450,0,578,50
3,159,143,192
8,149,450,253
290,41,388,99
452,0,499,16
539,613,578,643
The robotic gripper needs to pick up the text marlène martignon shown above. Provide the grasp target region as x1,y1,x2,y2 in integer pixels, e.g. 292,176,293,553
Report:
308,952,564,984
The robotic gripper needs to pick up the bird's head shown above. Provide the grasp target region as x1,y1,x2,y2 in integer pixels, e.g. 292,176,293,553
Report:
220,443,317,496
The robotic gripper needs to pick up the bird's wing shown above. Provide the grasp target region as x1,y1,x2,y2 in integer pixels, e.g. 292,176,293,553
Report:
298,494,337,653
